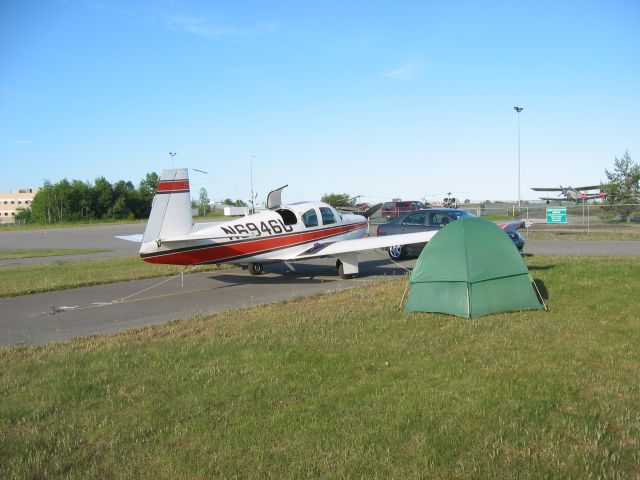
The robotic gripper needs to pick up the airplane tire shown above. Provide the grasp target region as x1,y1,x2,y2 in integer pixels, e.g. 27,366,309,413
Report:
388,245,405,260
248,263,264,275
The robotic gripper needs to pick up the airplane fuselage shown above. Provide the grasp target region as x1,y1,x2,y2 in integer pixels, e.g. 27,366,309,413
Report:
140,202,368,266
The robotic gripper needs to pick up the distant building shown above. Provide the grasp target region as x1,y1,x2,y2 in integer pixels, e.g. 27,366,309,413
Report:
0,188,38,224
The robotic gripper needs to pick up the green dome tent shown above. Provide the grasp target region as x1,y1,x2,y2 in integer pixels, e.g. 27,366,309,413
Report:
404,217,544,318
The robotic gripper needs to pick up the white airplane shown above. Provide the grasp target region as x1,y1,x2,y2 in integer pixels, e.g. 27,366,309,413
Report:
119,168,438,278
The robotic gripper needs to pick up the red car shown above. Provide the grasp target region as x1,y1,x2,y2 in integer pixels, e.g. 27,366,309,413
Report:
380,200,425,219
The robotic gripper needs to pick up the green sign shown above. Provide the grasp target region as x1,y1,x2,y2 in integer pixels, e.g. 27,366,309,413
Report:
546,207,567,224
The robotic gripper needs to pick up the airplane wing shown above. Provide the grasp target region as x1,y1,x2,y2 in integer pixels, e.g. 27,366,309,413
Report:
531,187,563,192
286,230,438,260
115,234,144,242
574,185,603,191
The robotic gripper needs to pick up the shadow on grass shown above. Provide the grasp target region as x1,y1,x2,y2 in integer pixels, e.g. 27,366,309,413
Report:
533,279,549,301
528,264,555,272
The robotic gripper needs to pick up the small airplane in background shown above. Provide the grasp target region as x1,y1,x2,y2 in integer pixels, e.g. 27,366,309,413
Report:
118,168,438,278
531,185,607,203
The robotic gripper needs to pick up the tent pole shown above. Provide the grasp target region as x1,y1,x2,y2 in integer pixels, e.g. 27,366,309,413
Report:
466,282,471,318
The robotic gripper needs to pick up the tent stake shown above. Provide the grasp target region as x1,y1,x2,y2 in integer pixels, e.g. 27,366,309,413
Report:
532,281,549,311
399,275,410,309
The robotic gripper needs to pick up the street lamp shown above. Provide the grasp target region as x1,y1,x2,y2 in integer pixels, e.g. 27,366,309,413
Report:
513,106,523,210
169,152,177,168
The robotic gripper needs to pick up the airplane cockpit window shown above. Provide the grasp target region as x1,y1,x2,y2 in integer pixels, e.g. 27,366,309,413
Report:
402,212,426,226
276,208,297,226
319,207,336,225
302,208,318,228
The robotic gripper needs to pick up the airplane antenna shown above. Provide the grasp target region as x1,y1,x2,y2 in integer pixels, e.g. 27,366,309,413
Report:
250,154,256,214
513,106,524,210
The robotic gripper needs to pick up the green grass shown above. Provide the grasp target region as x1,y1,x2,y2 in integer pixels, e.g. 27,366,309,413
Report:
3,214,239,231
1,255,639,478
526,230,640,241
0,255,223,297
0,218,146,231
0,248,107,260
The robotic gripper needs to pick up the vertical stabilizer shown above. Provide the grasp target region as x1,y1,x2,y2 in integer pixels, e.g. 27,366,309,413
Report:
142,168,193,244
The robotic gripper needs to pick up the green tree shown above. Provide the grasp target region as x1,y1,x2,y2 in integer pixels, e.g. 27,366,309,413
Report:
91,177,114,219
604,151,640,222
137,172,159,217
222,198,247,207
197,188,211,216
321,193,355,208
70,180,93,220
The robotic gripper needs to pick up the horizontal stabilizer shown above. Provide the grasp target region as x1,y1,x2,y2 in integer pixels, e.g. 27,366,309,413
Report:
115,234,143,243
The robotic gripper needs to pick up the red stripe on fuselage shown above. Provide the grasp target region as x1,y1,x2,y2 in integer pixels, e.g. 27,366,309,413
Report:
142,223,366,265
157,180,189,192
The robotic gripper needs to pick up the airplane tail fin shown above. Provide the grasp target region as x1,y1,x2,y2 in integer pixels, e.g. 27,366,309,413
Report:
142,168,193,246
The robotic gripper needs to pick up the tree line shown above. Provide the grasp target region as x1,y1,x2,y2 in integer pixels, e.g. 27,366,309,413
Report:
17,173,160,224
14,151,640,224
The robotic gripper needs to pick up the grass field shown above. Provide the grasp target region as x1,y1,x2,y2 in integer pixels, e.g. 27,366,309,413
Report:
526,230,640,241
0,255,222,298
1,255,639,479
0,248,107,260
0,219,145,231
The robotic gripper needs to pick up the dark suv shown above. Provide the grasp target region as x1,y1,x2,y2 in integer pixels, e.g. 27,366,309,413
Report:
376,208,524,259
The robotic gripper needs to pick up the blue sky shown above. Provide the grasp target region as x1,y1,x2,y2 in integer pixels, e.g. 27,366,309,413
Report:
1,0,639,204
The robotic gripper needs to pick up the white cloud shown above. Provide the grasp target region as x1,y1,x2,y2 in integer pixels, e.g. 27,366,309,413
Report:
383,64,418,80
83,2,279,41
161,14,279,40
10,140,33,144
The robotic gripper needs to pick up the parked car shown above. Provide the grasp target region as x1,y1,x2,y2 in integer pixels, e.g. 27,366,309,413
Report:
376,208,525,259
380,200,425,219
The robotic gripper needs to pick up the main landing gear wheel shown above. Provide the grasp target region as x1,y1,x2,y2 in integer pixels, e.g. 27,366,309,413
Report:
248,263,264,275
388,245,406,260
336,260,354,280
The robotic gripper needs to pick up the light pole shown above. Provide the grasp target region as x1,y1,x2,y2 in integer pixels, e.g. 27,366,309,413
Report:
513,106,523,210
169,152,176,168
